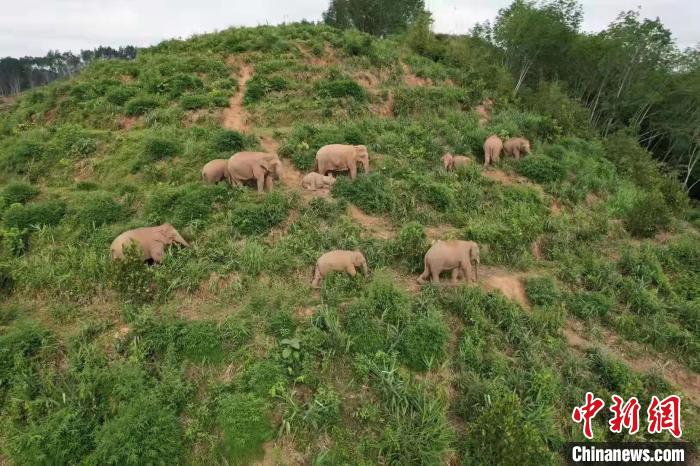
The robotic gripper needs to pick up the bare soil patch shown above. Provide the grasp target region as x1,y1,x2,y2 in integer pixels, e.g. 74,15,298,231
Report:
402,62,432,87
479,265,530,309
118,115,139,130
221,62,253,132
563,319,700,406
348,204,395,239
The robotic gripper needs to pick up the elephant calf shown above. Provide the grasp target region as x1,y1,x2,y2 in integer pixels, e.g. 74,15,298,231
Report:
483,135,504,166
503,137,532,160
442,153,471,171
302,172,336,190
417,240,480,285
111,223,189,264
311,250,369,288
201,159,229,184
315,144,369,180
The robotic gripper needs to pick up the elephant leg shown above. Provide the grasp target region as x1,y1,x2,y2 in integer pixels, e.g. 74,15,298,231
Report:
252,166,267,193
311,265,322,288
264,174,274,192
150,244,165,264
450,268,460,285
346,264,357,277
417,265,430,284
431,266,440,283
349,164,357,180
513,149,520,160
484,152,490,166
462,261,472,284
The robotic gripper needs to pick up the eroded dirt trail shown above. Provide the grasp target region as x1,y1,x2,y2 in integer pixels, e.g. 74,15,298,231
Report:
221,62,253,132
563,319,700,406
479,266,530,309
348,204,395,239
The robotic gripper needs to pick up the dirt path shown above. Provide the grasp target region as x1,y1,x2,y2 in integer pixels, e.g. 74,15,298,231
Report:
348,204,395,239
479,265,530,309
221,62,253,132
401,62,432,87
563,319,700,406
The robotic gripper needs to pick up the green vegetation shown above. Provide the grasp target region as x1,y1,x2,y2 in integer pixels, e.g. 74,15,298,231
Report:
0,12,698,466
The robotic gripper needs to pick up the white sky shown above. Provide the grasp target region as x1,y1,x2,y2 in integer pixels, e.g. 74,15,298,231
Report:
1,0,698,57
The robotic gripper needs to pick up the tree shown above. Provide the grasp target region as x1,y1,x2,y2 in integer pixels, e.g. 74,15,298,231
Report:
322,0,426,36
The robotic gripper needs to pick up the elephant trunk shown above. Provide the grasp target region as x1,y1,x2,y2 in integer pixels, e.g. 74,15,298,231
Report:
174,232,190,247
362,160,370,174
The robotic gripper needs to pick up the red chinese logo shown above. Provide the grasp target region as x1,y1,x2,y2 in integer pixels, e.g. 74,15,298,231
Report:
647,395,682,438
609,395,640,434
572,392,605,439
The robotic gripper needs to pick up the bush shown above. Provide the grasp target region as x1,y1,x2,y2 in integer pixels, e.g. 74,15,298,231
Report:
124,95,161,116
399,313,449,371
108,243,157,304
316,78,365,100
180,320,224,363
516,155,566,183
244,75,287,104
216,393,271,464
524,276,561,306
623,191,671,238
306,386,341,429
3,200,66,230
332,173,394,215
0,263,14,295
388,222,429,273
212,129,245,152
143,136,180,162
106,86,137,105
567,291,613,319
72,192,128,227
179,93,210,110
463,393,556,466
344,301,388,355
230,191,290,235
1,182,39,207
92,394,183,465
145,183,227,228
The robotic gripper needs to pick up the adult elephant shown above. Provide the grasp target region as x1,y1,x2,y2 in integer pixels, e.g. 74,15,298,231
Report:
315,144,369,180
110,224,189,263
483,135,503,166
417,240,480,285
227,152,283,193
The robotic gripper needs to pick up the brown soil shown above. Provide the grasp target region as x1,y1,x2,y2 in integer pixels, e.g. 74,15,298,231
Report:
118,116,138,130
347,204,395,239
221,62,253,132
425,224,461,241
531,236,544,261
253,439,305,466
402,62,432,87
377,91,395,117
73,158,95,181
550,199,563,215
482,168,524,186
356,71,379,89
480,266,530,309
563,319,700,406
585,192,600,206
297,43,336,68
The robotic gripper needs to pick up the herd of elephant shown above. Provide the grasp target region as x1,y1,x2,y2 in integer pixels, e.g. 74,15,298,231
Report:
110,109,532,287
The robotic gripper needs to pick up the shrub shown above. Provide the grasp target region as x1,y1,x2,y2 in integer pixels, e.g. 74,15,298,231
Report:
145,183,227,228
180,320,224,363
399,313,449,371
3,200,66,230
0,263,14,295
524,276,561,306
344,301,388,355
1,227,27,256
516,155,566,183
332,173,394,215
143,136,180,161
179,93,209,110
305,386,341,429
92,394,183,465
567,291,613,319
240,360,288,398
1,182,39,206
108,243,157,304
316,78,365,100
230,191,290,235
216,393,271,464
124,95,161,116
0,321,52,390
388,222,429,273
365,274,411,325
463,393,555,466
244,75,287,104
212,129,245,152
72,192,128,227
106,86,137,105
623,191,671,238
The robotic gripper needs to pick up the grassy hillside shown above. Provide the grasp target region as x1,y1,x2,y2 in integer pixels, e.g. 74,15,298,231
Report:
0,23,698,464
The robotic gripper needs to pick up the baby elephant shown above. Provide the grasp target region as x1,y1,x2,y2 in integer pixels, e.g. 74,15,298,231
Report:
503,137,532,160
201,159,229,184
110,223,189,264
442,153,471,171
311,250,369,288
417,240,480,285
302,172,336,191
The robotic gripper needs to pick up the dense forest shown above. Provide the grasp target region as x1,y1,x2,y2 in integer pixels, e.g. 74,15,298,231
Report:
0,46,136,96
0,0,698,464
